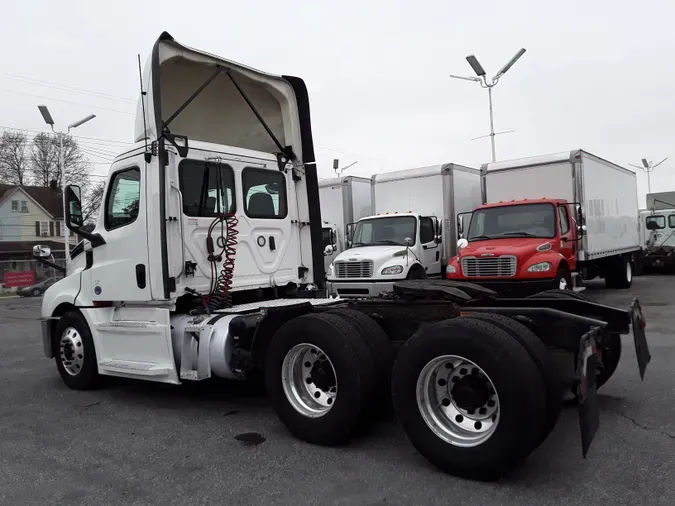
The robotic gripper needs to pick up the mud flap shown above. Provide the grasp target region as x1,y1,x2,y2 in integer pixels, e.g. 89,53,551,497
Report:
630,299,651,380
577,327,600,458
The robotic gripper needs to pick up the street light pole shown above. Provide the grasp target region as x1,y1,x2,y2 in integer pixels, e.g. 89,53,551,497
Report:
449,48,527,163
37,106,96,262
629,157,668,197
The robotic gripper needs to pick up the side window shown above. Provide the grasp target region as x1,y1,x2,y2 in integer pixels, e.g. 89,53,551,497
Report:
105,167,141,230
321,228,333,248
646,215,665,230
669,215,675,229
179,160,235,217
419,217,435,243
558,206,570,234
243,167,287,219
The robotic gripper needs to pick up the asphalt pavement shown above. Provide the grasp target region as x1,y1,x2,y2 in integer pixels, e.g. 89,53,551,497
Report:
1,277,674,505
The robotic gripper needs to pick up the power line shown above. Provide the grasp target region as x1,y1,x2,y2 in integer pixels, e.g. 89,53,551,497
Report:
0,88,135,116
0,125,131,145
0,73,136,104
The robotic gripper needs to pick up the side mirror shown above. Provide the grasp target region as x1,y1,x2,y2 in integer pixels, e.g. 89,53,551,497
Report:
32,245,51,258
434,235,442,244
323,245,334,256
65,185,83,230
404,237,413,247
577,224,587,236
457,238,468,250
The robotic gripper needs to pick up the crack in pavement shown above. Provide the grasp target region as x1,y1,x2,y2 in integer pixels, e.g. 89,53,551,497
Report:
609,409,675,441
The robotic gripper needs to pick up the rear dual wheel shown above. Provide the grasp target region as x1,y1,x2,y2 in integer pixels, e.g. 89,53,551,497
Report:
265,311,393,446
391,317,547,481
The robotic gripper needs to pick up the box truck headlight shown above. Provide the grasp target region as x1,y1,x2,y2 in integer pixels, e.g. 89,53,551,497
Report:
381,265,404,275
527,262,552,273
446,265,457,274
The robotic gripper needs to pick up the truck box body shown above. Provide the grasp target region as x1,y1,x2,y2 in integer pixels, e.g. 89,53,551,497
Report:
482,150,640,262
319,176,373,241
371,163,481,263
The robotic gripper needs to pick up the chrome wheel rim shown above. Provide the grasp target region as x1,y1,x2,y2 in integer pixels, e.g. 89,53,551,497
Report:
281,343,337,418
60,327,84,376
559,277,568,290
416,355,500,447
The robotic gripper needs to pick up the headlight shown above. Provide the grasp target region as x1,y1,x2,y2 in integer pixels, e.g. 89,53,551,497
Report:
446,265,457,274
527,262,552,273
381,265,403,275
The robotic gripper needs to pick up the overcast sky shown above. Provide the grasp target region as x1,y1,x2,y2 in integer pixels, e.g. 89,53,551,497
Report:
2,0,673,206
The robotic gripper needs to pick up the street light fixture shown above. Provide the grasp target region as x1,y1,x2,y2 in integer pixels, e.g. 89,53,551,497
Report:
449,48,527,162
37,105,96,261
629,157,668,195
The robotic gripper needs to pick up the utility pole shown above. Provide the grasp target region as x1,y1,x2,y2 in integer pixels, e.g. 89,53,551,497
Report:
449,48,527,163
38,106,96,262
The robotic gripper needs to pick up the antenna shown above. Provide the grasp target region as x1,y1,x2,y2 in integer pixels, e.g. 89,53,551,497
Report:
137,54,150,163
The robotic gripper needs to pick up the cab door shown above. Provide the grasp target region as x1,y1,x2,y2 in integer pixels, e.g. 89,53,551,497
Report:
419,216,442,276
558,205,576,269
235,166,299,288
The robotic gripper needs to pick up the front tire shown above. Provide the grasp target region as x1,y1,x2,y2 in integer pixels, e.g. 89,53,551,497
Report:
265,313,377,446
53,311,100,390
391,318,546,481
555,266,572,291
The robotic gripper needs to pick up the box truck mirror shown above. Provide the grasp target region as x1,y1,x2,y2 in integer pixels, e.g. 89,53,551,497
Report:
457,238,468,250
324,244,335,256
404,237,414,247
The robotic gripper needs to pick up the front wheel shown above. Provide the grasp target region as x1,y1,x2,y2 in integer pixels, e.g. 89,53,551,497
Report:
31,288,41,297
555,266,572,291
53,311,100,390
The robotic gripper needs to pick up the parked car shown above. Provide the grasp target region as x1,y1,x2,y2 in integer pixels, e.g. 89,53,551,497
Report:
16,277,59,297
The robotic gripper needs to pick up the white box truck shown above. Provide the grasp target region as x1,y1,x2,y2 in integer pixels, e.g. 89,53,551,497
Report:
318,176,373,270
447,150,641,293
326,164,481,297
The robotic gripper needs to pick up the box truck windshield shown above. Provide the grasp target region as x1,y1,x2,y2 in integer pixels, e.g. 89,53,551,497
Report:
468,203,557,241
353,216,417,247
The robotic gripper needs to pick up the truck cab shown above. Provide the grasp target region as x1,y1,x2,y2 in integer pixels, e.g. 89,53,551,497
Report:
446,198,579,294
326,211,441,297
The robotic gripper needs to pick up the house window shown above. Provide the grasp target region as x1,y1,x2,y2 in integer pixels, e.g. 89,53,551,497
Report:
21,201,28,213
40,221,49,237
11,200,18,212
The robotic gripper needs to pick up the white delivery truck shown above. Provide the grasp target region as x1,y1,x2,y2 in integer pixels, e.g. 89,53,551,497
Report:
326,164,481,297
318,176,373,271
449,150,641,293
33,33,652,482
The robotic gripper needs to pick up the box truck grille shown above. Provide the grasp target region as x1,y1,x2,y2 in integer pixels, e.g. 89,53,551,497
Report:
334,260,374,278
461,256,517,277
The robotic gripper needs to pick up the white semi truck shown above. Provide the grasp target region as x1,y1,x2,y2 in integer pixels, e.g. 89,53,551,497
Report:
325,164,481,298
319,175,373,272
34,32,651,482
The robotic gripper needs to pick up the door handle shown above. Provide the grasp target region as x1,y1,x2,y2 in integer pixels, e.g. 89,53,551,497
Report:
269,236,276,251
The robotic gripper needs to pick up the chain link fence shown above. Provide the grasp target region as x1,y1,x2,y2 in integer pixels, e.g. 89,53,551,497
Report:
0,257,66,295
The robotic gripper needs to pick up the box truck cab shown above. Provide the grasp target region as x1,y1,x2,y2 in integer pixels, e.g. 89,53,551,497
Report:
326,211,441,297
447,198,580,292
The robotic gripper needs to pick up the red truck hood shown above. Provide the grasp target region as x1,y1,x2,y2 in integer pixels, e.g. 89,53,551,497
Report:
460,238,549,256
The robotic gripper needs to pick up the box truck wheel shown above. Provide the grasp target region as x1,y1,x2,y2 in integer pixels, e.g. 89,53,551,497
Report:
605,255,632,289
53,312,101,390
264,313,377,446
459,313,562,447
391,318,546,481
406,264,427,280
327,308,395,410
555,266,572,291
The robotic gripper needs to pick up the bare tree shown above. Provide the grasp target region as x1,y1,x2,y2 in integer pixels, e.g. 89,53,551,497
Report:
81,179,106,224
29,132,91,189
0,130,30,185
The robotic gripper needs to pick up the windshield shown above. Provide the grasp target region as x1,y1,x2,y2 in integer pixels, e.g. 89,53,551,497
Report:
467,203,556,241
352,216,417,247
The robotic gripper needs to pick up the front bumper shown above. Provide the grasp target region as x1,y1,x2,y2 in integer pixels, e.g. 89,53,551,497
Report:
447,277,559,297
326,280,401,298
